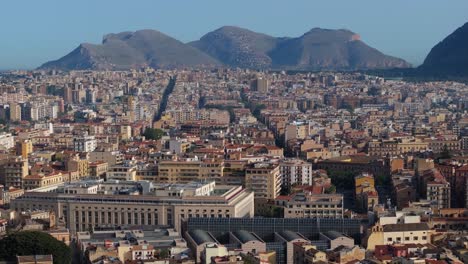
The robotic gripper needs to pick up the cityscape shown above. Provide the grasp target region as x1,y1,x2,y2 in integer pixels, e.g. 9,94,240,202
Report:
0,1,468,264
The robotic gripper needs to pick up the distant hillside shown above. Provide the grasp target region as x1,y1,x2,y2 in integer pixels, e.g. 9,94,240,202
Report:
419,22,468,77
268,28,410,70
40,30,219,70
189,26,279,69
40,27,410,71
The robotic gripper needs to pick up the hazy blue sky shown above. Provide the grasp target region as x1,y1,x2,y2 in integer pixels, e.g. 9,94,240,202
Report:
1,0,467,70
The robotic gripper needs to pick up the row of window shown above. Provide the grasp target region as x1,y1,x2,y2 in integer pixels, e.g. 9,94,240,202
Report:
387,236,427,242
74,211,159,226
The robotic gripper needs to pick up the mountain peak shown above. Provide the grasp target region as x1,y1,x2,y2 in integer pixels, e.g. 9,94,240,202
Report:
300,28,359,43
419,21,468,77
215,25,249,32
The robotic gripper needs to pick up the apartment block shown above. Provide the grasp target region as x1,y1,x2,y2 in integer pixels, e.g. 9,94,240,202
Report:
245,163,281,200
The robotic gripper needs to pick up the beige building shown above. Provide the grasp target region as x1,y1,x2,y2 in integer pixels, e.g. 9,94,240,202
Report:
293,242,326,264
365,213,430,250
368,139,428,157
169,138,192,154
89,151,123,166
16,139,33,159
106,162,137,181
119,125,132,140
284,122,310,144
23,171,64,190
245,163,281,200
319,231,354,250
9,102,21,121
89,161,108,178
0,156,29,189
157,159,224,184
66,157,89,178
276,193,344,219
12,181,254,233
328,246,365,264
230,230,266,255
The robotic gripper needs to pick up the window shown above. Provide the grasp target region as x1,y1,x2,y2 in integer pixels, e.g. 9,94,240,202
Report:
405,237,410,241
413,236,418,240
387,238,392,242
422,236,427,240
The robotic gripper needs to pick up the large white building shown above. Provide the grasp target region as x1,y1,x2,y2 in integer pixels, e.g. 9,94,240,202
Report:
73,134,97,152
0,133,14,150
11,180,255,233
365,212,431,250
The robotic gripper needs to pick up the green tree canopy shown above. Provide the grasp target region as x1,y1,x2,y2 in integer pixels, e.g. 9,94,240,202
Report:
143,128,165,140
439,144,451,160
0,231,71,264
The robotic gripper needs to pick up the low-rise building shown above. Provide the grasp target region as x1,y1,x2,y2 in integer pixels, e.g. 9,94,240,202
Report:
275,192,344,219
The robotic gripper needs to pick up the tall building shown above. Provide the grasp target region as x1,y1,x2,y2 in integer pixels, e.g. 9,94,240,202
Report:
280,159,313,189
251,77,269,93
0,104,9,121
63,85,72,104
9,102,21,121
16,139,33,159
86,89,96,104
427,181,451,209
0,157,29,189
284,122,310,145
245,163,281,200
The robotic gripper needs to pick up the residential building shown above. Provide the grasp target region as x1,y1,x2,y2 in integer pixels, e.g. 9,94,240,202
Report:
0,156,29,189
73,134,97,152
0,133,14,150
16,139,33,159
279,159,313,189
245,163,281,200
275,192,344,219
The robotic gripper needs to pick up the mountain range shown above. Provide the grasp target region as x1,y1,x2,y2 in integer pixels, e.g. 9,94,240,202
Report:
40,26,411,71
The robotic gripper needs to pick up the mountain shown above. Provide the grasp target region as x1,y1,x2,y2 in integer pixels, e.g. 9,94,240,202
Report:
419,22,468,77
191,26,409,70
189,26,279,69
40,30,220,70
269,28,410,70
40,27,410,71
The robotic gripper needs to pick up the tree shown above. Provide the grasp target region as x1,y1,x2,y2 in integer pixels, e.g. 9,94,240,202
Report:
327,170,356,190
0,231,71,264
143,128,165,140
158,248,170,259
440,144,451,160
325,185,336,194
